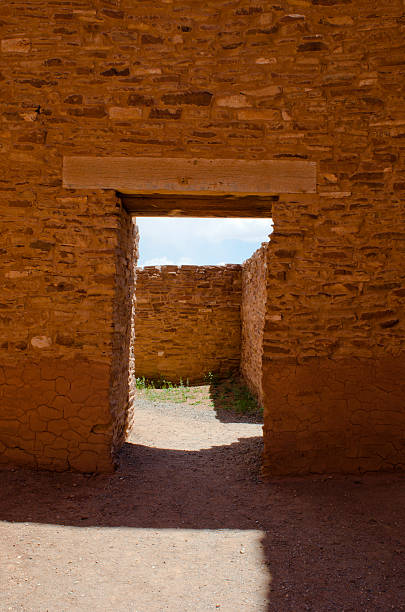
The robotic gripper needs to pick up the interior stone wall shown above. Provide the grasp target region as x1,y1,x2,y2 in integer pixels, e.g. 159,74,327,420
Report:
110,213,139,459
240,244,267,405
0,192,136,472
134,265,242,383
257,2,405,475
263,197,404,476
0,0,403,474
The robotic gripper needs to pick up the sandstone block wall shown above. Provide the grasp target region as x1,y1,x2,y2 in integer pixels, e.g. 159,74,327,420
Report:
258,2,405,475
241,244,268,405
0,191,137,472
110,215,138,456
134,265,242,383
0,0,404,475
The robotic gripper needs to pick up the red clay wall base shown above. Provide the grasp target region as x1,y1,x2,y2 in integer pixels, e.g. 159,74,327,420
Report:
0,358,115,473
262,354,405,476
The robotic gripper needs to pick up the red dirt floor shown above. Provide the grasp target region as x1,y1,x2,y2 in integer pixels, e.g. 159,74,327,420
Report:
0,392,404,611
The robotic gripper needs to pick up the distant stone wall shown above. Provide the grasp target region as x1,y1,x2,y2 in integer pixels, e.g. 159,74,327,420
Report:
241,245,267,406
134,265,242,383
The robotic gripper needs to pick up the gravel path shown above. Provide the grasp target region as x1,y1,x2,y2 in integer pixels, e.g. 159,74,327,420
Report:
1,392,405,611
133,392,264,450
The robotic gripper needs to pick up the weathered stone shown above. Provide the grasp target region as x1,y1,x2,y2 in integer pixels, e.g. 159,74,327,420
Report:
322,16,354,26
109,107,143,120
141,34,163,45
29,241,53,251
162,91,213,106
31,336,52,349
216,95,251,108
64,94,83,104
241,85,282,97
101,67,130,77
68,105,107,118
127,93,154,107
149,108,182,119
1,38,31,53
237,109,280,121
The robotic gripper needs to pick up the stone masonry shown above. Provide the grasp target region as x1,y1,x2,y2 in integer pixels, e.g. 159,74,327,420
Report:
134,265,242,383
0,191,137,472
134,253,269,401
241,244,267,406
0,1,404,474
134,252,269,400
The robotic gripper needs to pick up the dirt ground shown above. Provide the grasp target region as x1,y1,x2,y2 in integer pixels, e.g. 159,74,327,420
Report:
1,387,404,611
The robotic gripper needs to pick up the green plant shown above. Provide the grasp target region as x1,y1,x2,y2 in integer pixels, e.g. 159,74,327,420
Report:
135,376,147,390
211,376,262,416
136,376,196,404
135,373,262,418
204,371,217,386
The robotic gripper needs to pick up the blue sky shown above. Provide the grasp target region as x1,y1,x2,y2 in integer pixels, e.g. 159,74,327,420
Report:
136,218,273,267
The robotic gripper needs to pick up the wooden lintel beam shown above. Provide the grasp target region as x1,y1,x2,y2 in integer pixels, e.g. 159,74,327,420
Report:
63,156,317,195
121,194,276,217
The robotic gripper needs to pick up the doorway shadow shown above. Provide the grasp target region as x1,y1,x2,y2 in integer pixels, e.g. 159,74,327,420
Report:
0,438,264,530
1,439,405,610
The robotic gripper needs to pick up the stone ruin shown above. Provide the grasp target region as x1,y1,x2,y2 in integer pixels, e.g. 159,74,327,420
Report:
0,1,404,475
134,246,270,404
134,246,268,405
135,264,245,386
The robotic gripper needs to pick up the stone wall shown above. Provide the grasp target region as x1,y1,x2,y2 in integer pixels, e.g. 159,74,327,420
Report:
0,191,137,472
134,265,242,383
241,244,267,405
110,215,139,458
0,0,404,474
258,3,405,475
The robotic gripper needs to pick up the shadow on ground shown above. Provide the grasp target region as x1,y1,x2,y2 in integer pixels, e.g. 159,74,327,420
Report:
208,376,264,424
1,438,404,610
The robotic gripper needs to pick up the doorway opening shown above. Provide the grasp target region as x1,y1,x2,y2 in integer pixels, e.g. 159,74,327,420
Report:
120,193,274,442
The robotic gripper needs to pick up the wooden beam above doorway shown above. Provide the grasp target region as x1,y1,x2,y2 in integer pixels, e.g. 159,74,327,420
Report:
63,156,317,196
120,194,277,217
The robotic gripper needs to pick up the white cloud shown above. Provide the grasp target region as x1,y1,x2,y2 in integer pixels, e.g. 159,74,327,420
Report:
197,218,273,243
136,217,272,266
137,218,272,246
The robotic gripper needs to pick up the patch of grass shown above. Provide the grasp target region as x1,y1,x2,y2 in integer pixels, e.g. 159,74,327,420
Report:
136,376,196,403
210,376,262,416
135,373,262,418
135,376,147,390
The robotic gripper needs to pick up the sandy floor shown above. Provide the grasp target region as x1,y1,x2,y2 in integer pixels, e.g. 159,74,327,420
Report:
1,392,404,611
